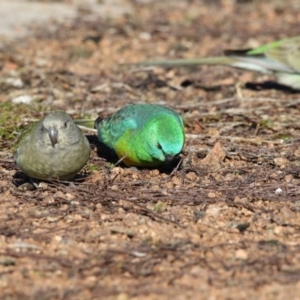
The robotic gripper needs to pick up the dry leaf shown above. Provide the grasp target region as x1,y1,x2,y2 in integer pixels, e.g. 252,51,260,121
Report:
199,141,226,167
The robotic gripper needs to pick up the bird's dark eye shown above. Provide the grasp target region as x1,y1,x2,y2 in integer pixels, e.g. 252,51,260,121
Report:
157,143,162,150
64,121,68,128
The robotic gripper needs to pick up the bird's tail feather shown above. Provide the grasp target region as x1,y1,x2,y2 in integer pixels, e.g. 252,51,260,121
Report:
133,56,236,67
74,119,98,133
74,119,95,128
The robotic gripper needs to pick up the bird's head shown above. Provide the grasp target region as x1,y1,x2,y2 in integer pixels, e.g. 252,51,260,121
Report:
39,111,79,148
146,114,185,163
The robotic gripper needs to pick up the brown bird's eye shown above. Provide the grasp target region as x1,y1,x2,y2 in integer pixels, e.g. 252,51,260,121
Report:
64,121,68,128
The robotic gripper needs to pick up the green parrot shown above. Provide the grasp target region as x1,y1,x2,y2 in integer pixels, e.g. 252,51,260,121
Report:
14,111,91,181
134,36,300,89
76,104,185,167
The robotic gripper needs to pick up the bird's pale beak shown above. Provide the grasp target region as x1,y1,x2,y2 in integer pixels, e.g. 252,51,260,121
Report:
164,154,176,163
49,127,58,147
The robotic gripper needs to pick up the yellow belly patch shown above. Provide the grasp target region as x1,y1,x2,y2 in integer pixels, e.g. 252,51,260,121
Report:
114,132,141,166
113,129,164,167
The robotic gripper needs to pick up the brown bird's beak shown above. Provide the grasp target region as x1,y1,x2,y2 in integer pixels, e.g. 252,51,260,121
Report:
48,127,58,147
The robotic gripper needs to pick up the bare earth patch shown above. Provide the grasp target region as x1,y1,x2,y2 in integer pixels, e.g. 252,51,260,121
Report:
2,0,300,299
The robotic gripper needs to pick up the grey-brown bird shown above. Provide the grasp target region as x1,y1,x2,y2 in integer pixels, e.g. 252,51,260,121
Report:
13,111,91,181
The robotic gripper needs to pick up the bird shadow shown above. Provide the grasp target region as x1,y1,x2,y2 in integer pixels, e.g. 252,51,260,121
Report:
244,81,300,93
12,172,34,189
156,156,183,175
181,79,300,93
86,134,120,164
12,171,90,190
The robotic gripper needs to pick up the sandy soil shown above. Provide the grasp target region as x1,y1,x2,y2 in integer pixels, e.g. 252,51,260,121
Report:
1,0,300,299
0,0,131,46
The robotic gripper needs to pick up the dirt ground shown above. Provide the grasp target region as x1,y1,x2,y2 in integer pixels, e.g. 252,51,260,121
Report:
2,0,300,299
